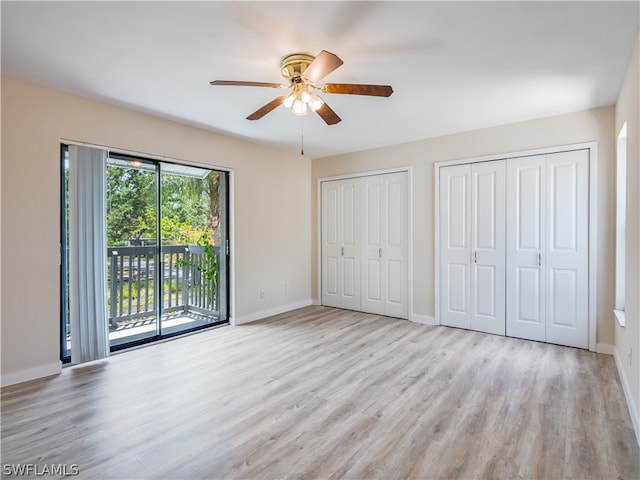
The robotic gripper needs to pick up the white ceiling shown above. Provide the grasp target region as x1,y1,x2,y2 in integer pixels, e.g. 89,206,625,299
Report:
2,1,639,159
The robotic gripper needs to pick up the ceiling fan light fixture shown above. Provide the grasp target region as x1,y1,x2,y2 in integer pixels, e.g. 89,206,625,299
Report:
300,90,311,104
292,98,307,116
283,94,295,109
309,94,324,112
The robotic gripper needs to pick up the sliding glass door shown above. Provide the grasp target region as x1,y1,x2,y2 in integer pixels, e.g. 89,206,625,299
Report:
105,156,159,347
61,146,229,361
158,162,228,336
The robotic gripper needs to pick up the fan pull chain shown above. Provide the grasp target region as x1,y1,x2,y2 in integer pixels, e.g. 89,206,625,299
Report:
300,116,305,156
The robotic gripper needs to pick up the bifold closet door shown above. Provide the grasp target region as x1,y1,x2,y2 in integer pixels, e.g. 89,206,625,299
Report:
506,155,546,342
439,161,505,334
506,150,589,349
361,172,408,318
440,165,472,329
471,161,506,335
543,150,589,348
321,179,361,310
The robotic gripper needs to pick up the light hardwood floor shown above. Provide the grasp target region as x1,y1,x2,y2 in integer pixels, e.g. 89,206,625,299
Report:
2,306,638,479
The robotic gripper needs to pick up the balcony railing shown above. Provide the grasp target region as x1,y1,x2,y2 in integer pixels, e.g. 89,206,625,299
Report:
106,245,219,328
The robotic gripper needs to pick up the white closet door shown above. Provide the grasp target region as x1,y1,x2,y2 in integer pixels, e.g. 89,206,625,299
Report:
321,179,360,310
470,161,506,335
383,172,408,318
361,172,408,318
506,155,546,342
544,150,589,348
341,180,361,310
506,150,589,347
322,181,342,307
361,175,385,314
440,165,472,329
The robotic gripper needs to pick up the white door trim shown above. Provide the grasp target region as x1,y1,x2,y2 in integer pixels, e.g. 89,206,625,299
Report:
317,167,413,320
434,142,598,351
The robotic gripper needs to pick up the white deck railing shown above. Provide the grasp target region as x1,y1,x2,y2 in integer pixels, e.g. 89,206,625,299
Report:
106,245,219,328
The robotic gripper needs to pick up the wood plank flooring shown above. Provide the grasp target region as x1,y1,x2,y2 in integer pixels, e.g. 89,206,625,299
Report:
2,306,638,479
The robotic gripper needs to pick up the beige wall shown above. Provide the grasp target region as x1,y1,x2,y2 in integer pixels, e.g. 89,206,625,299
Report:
1,78,312,382
614,34,640,438
0,67,629,397
312,106,616,346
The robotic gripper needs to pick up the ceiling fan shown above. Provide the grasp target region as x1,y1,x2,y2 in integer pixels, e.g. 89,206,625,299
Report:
210,50,393,125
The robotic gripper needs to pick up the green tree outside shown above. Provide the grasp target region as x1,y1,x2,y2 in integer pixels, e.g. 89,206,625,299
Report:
106,166,221,246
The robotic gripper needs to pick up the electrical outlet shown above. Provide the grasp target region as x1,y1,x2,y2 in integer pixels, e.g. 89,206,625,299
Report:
628,345,633,367
260,290,265,299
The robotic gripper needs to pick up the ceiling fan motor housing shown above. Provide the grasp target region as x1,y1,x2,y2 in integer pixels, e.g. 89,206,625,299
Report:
280,53,315,80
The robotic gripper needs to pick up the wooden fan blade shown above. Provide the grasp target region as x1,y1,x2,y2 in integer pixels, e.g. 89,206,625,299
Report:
246,96,286,120
321,83,393,97
302,50,344,83
210,80,284,88
314,102,342,125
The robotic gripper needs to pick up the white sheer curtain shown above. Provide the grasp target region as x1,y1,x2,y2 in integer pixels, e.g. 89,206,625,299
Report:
68,145,109,364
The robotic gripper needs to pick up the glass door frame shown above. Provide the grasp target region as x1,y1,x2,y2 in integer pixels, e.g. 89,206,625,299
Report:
60,144,230,362
106,152,161,349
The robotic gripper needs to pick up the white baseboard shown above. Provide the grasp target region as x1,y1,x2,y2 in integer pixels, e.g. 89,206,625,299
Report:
596,343,614,355
410,313,437,325
613,348,640,447
1,361,62,387
231,299,313,326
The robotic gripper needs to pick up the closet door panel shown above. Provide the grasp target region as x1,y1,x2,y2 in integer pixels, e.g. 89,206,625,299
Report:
365,180,383,246
387,259,403,304
387,177,404,247
545,150,588,348
506,156,546,342
517,267,542,321
447,264,468,314
325,257,339,297
440,165,471,329
341,180,361,308
366,260,382,298
342,257,358,300
321,179,360,310
321,182,343,308
383,172,408,318
470,161,506,335
342,181,359,259
361,176,385,315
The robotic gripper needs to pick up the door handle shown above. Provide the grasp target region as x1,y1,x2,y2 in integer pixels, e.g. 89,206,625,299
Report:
379,248,382,258
474,251,477,264
538,252,542,267
341,247,344,257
